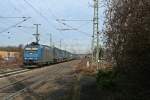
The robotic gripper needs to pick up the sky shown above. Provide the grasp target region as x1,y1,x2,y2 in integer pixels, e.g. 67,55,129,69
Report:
0,0,105,54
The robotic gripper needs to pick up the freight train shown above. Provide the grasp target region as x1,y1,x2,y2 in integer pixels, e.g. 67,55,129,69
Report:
23,42,74,67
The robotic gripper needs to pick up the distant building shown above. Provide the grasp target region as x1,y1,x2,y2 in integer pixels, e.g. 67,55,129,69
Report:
0,51,20,61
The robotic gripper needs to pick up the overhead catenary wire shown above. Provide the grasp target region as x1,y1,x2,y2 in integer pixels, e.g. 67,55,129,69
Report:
37,0,92,53
17,25,35,29
56,19,92,37
8,0,22,13
56,20,91,37
0,16,31,19
0,1,32,34
56,19,93,22
24,0,91,39
40,1,92,37
23,0,91,48
0,17,31,34
23,0,57,29
7,0,36,28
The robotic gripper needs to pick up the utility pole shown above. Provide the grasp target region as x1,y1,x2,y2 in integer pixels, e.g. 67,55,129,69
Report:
60,39,62,49
91,0,100,69
64,44,67,58
33,24,41,44
49,33,52,47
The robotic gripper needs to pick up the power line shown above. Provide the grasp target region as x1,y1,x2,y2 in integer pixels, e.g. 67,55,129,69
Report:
57,28,78,31
8,0,37,26
23,0,57,29
0,17,30,34
40,2,92,37
17,25,35,29
0,16,31,19
56,20,91,37
56,19,93,36
57,19,92,34
56,19,93,22
8,0,21,12
42,0,59,19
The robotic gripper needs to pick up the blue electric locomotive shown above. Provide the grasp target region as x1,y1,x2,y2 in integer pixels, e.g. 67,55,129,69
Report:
23,42,74,67
23,42,53,66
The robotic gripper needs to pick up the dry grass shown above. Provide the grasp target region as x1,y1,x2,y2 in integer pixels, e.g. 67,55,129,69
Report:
75,58,113,75
0,58,23,68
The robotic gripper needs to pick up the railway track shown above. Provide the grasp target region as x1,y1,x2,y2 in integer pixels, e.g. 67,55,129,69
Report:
0,65,43,78
0,68,30,78
0,60,73,79
1,63,65,100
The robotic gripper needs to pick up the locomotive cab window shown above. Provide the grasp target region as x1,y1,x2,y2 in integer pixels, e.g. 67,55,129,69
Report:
25,48,38,52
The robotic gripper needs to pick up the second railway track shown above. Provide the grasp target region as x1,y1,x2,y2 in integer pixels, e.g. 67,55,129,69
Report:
0,68,30,78
1,63,65,100
0,65,45,78
0,62,69,79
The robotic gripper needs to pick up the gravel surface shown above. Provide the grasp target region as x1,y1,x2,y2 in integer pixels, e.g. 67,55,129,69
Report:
0,60,80,100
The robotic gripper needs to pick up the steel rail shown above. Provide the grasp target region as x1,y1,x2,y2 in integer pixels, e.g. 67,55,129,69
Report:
3,64,65,100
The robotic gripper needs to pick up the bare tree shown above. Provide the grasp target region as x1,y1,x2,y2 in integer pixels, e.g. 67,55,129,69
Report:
104,0,150,97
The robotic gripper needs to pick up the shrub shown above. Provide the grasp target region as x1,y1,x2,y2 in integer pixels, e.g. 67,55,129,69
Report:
96,70,116,90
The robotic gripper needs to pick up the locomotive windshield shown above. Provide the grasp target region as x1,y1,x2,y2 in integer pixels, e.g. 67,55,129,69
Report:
25,47,38,52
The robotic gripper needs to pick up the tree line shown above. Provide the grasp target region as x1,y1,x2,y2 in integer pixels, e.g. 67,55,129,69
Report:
97,0,150,99
0,45,23,52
